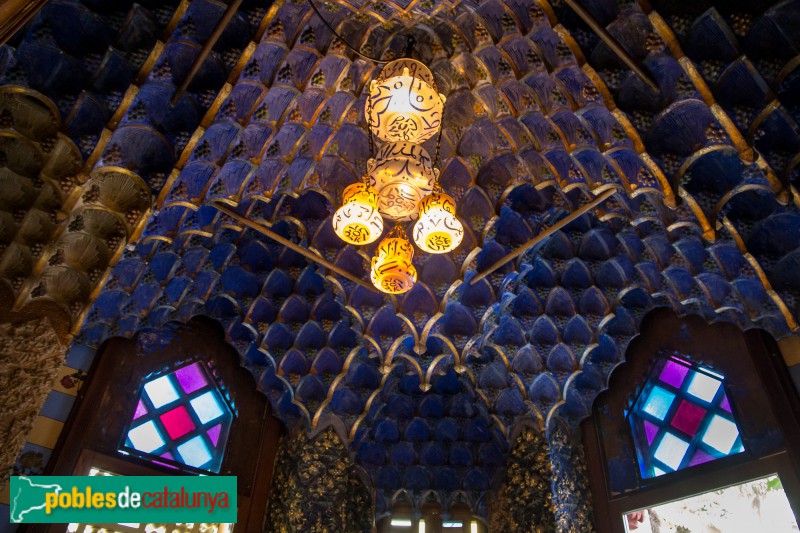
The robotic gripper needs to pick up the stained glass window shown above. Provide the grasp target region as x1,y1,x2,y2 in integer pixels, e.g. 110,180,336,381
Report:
121,362,234,473
627,355,744,479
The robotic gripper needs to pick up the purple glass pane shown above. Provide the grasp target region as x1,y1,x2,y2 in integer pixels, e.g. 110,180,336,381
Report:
671,400,706,437
720,394,732,413
174,363,208,394
207,424,222,447
659,360,690,388
644,420,659,445
133,400,147,420
161,452,174,459
690,449,715,466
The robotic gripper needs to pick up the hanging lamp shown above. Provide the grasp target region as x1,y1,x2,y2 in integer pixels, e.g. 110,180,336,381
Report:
370,225,417,294
365,58,446,144
367,142,437,222
412,188,464,253
328,52,456,294
332,181,384,245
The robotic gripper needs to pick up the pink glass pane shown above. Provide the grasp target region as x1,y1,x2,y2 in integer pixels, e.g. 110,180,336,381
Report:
720,394,732,413
690,449,715,466
174,363,208,394
644,420,659,445
207,424,222,447
659,359,690,388
133,400,148,420
671,400,706,437
160,405,195,440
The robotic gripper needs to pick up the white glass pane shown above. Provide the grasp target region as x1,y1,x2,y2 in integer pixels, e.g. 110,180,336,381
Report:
687,372,721,403
190,391,225,424
144,375,180,408
176,435,212,468
127,421,165,453
654,432,689,470
702,415,740,454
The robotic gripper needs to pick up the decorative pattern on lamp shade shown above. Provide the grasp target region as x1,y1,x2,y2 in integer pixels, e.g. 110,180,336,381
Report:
332,182,384,245
370,230,417,294
366,58,445,144
367,142,436,222
413,191,464,253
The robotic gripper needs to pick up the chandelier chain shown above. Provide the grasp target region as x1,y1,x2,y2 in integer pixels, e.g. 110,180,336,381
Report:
366,91,375,161
306,0,389,63
433,100,445,178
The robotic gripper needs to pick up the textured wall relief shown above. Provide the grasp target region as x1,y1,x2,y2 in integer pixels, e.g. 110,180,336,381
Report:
489,426,555,532
264,428,372,533
489,424,594,533
0,317,64,489
549,424,594,533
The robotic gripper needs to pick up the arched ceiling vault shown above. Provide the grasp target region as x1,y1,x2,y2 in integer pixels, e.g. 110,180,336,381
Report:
3,0,800,519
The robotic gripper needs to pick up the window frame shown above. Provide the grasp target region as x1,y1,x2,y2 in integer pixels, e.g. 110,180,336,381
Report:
120,360,235,475
625,354,745,480
580,311,800,533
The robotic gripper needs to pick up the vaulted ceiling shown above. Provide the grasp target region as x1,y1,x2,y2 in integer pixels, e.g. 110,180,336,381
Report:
2,0,800,518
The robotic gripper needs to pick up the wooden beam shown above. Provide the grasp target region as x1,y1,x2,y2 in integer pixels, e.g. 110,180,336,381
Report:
211,201,380,292
0,0,48,47
170,0,244,106
469,188,617,285
562,0,660,92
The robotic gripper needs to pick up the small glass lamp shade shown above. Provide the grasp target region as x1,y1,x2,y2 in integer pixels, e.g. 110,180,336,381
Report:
332,182,384,245
412,191,464,253
370,232,417,294
368,142,436,222
366,58,446,144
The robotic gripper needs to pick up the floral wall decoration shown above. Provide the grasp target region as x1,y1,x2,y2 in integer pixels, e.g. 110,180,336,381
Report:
264,428,372,533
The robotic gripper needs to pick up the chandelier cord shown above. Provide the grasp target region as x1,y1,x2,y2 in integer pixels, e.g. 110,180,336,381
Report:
366,91,375,163
307,0,390,64
432,101,445,182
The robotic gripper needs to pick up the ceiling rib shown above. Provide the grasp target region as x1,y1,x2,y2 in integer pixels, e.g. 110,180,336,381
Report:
469,188,618,285
170,0,245,106
562,0,660,92
212,201,381,292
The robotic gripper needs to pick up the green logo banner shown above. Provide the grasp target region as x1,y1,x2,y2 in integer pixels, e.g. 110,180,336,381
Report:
9,476,237,524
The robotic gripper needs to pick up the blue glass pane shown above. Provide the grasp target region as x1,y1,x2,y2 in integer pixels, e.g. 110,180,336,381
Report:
177,435,212,468
701,415,740,454
642,386,676,420
128,421,165,453
190,391,225,424
686,372,721,403
144,375,180,408
654,432,689,470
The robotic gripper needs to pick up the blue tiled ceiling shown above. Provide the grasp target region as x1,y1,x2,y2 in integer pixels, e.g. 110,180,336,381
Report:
6,0,800,519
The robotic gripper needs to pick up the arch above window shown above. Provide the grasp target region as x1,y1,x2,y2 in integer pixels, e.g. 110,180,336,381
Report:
122,361,234,473
627,354,744,479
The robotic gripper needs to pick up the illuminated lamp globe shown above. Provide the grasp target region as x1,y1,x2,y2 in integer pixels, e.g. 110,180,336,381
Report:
366,58,446,144
332,182,384,245
412,191,464,253
367,142,436,222
370,230,417,294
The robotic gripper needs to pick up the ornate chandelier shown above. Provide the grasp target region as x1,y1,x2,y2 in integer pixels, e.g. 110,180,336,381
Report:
332,58,464,294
